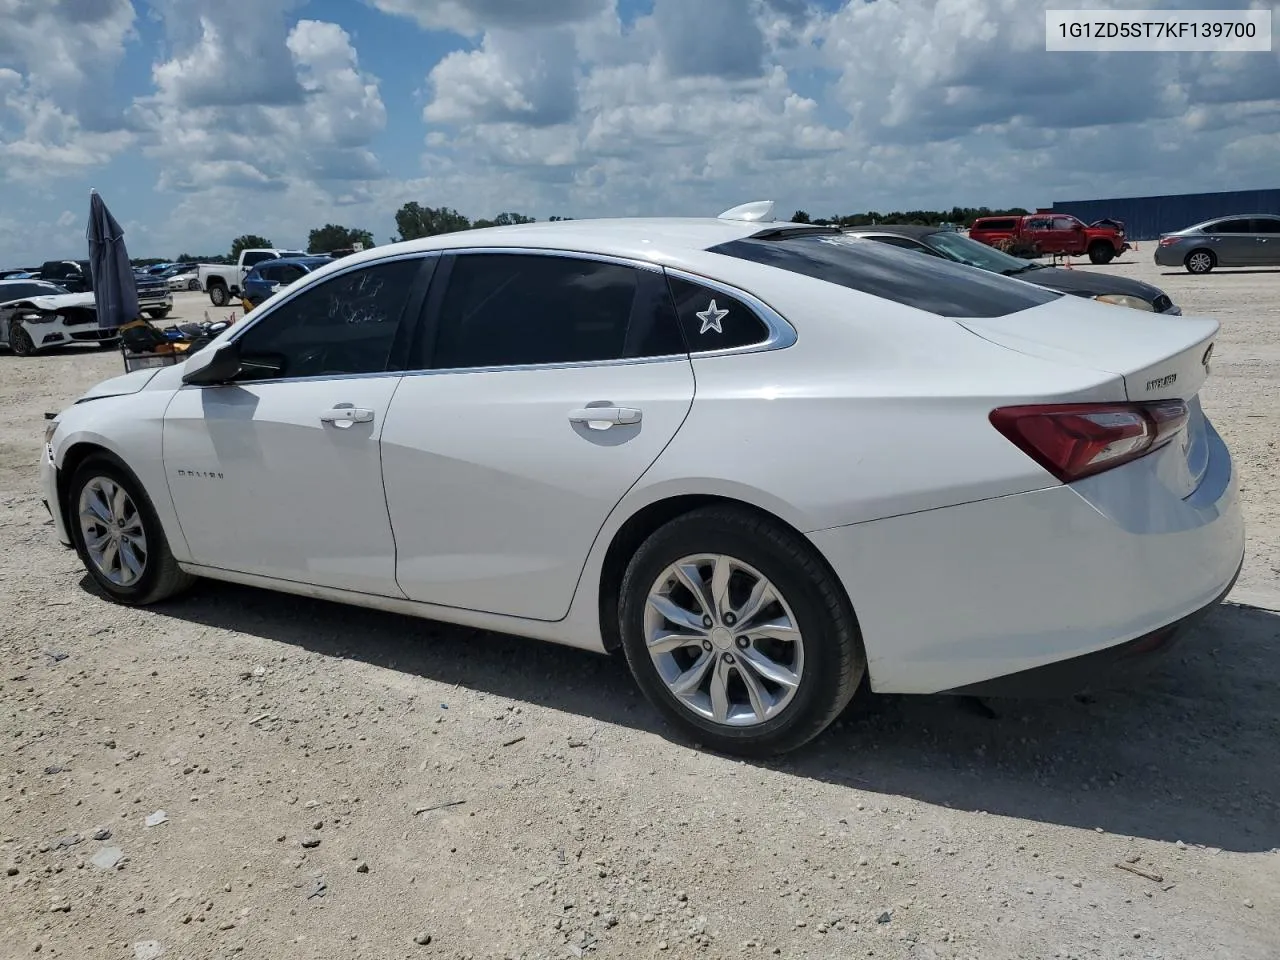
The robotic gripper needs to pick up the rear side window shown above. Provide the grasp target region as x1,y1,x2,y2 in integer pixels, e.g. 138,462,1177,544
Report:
973,218,1017,231
242,251,276,267
708,234,1060,319
429,253,685,370
666,277,770,352
1210,219,1253,234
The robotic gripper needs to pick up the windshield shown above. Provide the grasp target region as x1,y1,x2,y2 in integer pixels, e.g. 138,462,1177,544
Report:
926,231,1043,274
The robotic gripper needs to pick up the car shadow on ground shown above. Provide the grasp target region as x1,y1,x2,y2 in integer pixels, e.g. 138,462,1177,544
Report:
129,577,1280,854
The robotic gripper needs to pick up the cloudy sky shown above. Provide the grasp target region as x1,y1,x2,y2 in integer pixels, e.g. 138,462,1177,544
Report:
1,0,1276,262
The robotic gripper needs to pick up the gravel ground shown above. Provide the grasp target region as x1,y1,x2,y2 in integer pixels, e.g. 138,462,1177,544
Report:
2,269,1278,960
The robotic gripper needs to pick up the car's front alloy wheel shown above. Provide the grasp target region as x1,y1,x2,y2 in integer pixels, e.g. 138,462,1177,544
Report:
620,506,865,756
1186,250,1215,274
68,454,195,605
7,320,36,356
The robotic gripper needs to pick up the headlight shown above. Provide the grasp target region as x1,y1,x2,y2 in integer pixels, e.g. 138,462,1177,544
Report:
21,311,59,324
1095,294,1155,312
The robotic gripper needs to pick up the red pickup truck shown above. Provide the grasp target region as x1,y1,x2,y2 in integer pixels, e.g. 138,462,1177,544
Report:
968,214,1127,264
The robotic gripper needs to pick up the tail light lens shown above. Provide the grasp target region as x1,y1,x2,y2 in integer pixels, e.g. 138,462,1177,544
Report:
1158,236,1179,247
990,401,1188,482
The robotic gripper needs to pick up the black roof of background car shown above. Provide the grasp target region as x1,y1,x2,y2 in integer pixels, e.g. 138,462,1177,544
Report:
843,224,943,239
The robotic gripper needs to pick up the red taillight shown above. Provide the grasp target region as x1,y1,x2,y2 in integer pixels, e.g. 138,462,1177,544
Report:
990,401,1188,483
1158,236,1178,247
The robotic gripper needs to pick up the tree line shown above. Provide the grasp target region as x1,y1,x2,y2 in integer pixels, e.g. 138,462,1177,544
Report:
158,202,1035,266
791,206,1031,228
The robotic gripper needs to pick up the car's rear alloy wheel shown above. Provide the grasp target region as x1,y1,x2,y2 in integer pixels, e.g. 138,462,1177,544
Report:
1186,250,1215,274
619,506,865,756
188,278,200,291
69,455,195,605
644,554,804,726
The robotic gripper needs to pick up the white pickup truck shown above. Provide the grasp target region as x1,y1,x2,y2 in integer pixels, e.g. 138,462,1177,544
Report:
197,248,305,307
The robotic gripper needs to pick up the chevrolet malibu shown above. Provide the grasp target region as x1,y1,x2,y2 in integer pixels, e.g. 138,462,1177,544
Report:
40,204,1244,756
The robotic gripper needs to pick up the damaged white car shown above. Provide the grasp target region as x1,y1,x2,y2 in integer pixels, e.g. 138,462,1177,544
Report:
0,279,118,356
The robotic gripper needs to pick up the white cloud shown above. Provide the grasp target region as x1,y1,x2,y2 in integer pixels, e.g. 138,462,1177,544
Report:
368,0,609,34
426,27,579,127
136,13,386,194
0,0,136,180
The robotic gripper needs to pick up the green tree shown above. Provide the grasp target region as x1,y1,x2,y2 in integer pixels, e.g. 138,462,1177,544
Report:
790,210,811,223
308,223,375,253
548,215,573,222
393,203,471,241
230,234,273,260
473,211,536,229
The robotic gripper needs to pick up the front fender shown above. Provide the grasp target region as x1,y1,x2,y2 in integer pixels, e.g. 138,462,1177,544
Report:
51,389,191,563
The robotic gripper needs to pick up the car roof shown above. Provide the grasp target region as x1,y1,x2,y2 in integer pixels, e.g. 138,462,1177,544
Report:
327,218,824,272
259,256,333,269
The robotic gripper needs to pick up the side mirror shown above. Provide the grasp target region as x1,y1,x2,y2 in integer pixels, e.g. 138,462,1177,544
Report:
182,339,241,385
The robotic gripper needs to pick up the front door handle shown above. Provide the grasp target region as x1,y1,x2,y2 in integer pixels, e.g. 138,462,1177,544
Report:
568,406,642,430
321,406,375,427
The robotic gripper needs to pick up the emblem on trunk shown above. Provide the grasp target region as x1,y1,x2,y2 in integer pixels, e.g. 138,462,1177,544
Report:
1145,373,1177,392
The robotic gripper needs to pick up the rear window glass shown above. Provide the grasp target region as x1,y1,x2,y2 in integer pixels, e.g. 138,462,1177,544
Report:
973,218,1018,231
707,234,1060,319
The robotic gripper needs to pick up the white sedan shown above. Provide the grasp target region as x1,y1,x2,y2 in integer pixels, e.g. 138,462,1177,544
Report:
1,279,117,355
166,269,201,292
39,204,1244,755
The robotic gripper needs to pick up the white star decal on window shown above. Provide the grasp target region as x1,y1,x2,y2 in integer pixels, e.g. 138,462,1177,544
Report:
695,299,729,334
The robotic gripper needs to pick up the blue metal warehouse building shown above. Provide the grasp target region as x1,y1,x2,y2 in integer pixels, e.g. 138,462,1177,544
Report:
1051,188,1280,241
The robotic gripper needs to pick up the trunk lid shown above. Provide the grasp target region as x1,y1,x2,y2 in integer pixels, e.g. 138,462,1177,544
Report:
957,296,1218,498
954,295,1217,402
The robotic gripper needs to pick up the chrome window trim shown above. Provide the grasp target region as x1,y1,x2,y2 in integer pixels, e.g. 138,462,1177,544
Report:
662,266,797,357
440,246,664,274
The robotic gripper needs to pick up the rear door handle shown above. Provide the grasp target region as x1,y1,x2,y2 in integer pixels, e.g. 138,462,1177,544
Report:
321,406,375,427
568,406,642,430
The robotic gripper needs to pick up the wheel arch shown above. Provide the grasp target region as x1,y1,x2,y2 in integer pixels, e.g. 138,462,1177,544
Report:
55,441,130,538
595,492,857,655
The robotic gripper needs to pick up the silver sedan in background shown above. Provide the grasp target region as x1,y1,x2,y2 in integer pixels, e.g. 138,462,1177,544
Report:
1155,214,1280,274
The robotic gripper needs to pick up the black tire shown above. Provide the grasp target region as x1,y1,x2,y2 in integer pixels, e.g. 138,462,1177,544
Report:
7,319,35,356
67,453,196,605
618,506,865,757
187,278,200,291
146,308,171,320
1088,242,1115,265
208,284,229,307
1185,249,1216,274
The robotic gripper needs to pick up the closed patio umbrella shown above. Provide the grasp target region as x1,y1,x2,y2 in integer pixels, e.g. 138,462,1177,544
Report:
86,189,140,330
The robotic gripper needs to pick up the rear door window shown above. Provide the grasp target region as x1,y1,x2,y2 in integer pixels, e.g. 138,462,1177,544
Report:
1210,219,1253,234
426,253,685,370
708,234,1060,318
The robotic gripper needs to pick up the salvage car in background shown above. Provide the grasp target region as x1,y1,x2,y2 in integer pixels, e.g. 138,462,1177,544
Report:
41,206,1243,756
846,224,1180,313
39,259,173,320
162,266,201,291
1155,214,1280,274
0,279,117,355
198,248,306,307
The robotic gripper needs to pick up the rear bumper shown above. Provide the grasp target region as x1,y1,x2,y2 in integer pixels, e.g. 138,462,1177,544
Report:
1153,247,1184,267
809,417,1244,695
943,553,1241,697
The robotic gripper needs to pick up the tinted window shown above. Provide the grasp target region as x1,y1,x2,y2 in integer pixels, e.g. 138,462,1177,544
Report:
973,218,1017,231
429,254,684,370
868,236,928,251
1210,219,1253,234
234,258,420,379
254,264,279,283
1250,217,1280,234
242,251,276,267
667,277,770,352
278,264,308,283
708,234,1060,319
0,283,36,301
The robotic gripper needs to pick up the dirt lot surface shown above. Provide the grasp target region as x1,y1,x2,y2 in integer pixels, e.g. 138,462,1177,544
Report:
2,270,1278,960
